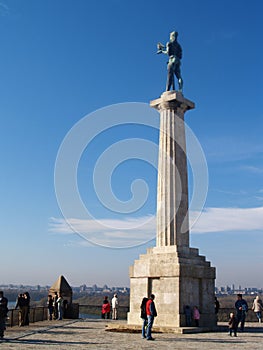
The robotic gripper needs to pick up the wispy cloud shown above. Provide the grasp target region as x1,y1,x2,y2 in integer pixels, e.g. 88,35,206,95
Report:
203,137,263,163
49,206,263,247
240,165,263,174
191,207,263,233
205,30,237,45
0,2,9,16
211,189,247,196
49,216,156,248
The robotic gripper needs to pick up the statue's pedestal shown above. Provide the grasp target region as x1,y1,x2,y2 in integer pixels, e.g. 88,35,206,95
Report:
127,246,216,329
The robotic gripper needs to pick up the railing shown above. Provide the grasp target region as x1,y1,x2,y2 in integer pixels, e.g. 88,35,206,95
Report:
79,304,129,319
7,305,259,327
7,303,79,327
7,306,48,327
217,308,260,323
79,305,260,323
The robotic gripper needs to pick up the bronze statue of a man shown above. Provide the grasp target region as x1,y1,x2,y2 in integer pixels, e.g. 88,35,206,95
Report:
157,31,183,92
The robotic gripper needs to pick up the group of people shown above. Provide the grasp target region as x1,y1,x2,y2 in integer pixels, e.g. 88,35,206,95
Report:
140,294,157,341
2,288,263,341
184,297,220,328
14,292,31,327
184,305,201,327
228,294,263,336
101,294,118,320
139,292,263,340
47,292,66,321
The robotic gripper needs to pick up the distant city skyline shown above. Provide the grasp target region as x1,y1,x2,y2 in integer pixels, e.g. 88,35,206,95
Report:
0,0,262,288
1,282,263,293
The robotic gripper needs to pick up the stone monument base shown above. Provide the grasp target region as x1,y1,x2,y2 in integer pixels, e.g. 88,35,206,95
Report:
127,246,216,329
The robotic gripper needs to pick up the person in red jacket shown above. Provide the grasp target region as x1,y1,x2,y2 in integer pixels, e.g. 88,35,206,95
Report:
146,294,157,340
101,296,111,319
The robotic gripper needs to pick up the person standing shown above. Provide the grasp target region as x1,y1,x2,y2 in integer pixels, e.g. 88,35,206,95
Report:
140,297,148,338
184,305,191,326
23,292,30,326
146,294,157,341
53,292,58,320
252,295,263,323
57,293,63,320
15,294,25,326
235,294,248,331
0,291,8,339
215,296,220,322
228,312,238,337
63,299,68,318
47,295,54,321
101,296,111,319
215,297,220,315
193,306,200,327
111,294,118,320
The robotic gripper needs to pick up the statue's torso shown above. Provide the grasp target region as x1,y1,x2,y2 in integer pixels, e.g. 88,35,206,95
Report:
167,40,182,60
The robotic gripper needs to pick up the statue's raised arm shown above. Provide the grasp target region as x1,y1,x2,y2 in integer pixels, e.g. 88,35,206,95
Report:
157,31,183,92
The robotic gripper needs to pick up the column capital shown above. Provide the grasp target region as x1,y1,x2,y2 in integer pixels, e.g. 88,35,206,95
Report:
150,91,195,113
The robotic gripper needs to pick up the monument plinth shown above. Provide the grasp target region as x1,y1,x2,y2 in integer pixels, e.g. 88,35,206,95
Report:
127,91,216,329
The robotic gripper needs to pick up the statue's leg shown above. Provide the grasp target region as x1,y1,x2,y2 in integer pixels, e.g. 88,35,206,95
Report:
166,63,174,91
166,75,175,91
172,74,175,91
166,76,171,91
178,78,183,92
175,66,183,92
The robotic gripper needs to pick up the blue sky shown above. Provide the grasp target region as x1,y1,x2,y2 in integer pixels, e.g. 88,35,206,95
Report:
0,0,263,289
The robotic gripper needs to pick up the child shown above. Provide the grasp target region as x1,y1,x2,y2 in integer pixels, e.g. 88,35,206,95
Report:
228,312,238,337
193,306,200,327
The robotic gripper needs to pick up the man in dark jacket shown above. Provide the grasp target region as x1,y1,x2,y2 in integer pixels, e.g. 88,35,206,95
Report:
235,294,248,331
0,291,8,338
15,293,25,326
140,297,148,338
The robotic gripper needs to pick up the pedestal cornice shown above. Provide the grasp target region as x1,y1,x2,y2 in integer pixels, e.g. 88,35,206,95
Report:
150,91,195,113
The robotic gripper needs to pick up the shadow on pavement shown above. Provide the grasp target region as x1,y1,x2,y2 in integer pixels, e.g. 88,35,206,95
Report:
1,338,104,346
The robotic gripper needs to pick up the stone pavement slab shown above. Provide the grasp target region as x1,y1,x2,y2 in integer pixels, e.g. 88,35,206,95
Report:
0,319,263,349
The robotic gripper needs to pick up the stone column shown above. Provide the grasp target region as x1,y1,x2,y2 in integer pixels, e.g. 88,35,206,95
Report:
150,91,195,250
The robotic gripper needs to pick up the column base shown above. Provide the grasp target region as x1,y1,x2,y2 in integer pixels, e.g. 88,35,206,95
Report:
128,246,216,328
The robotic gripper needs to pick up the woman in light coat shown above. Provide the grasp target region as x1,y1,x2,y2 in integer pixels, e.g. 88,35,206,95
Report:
57,294,63,320
252,296,263,322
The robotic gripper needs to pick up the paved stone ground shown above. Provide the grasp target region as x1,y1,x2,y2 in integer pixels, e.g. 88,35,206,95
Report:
0,319,263,349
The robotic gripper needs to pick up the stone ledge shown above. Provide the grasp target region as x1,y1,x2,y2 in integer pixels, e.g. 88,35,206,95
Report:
150,91,195,111
105,323,221,334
